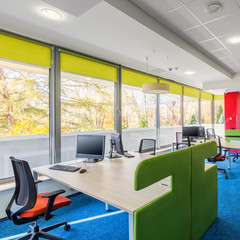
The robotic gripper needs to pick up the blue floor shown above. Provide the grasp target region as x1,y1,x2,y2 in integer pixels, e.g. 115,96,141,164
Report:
0,158,240,240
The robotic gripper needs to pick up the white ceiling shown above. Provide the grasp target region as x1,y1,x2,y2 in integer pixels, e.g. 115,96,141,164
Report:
0,0,240,93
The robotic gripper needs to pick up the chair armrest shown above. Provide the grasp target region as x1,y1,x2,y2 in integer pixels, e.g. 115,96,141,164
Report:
41,189,65,198
34,180,43,184
41,189,66,220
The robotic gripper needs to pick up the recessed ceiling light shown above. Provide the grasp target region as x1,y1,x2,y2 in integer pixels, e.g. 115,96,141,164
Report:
228,36,240,44
184,71,196,75
85,77,92,80
41,8,63,20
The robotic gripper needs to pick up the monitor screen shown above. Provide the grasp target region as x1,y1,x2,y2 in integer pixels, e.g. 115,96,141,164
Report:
198,126,205,138
111,133,124,155
182,126,199,138
76,135,105,162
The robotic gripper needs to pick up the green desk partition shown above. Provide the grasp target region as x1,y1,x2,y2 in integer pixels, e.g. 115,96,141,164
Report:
134,148,191,240
190,141,218,240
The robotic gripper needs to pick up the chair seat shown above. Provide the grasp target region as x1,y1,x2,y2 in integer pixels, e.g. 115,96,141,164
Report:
19,193,71,218
214,155,225,161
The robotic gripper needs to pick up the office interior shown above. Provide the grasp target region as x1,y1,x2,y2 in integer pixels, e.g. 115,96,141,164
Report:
0,0,240,240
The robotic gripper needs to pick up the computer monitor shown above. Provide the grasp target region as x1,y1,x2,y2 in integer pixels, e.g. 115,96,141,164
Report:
110,133,124,155
76,135,105,163
182,126,199,140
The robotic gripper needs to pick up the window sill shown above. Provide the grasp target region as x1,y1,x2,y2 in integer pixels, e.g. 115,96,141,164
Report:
0,175,50,192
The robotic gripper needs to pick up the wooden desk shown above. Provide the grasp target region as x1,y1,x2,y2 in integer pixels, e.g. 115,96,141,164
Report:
33,153,170,240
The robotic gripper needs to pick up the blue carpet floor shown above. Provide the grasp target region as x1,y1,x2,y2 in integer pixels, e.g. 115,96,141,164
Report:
0,158,240,240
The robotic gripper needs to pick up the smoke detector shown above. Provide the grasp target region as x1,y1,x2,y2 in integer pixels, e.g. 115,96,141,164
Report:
205,2,222,14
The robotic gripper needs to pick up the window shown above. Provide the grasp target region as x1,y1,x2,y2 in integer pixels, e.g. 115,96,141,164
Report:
214,99,225,136
61,72,114,161
201,99,212,126
122,84,156,151
183,96,199,125
160,94,181,146
0,60,49,180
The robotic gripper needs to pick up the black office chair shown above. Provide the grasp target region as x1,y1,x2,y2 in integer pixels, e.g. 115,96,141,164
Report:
6,157,71,240
208,136,228,179
139,139,156,155
176,132,191,150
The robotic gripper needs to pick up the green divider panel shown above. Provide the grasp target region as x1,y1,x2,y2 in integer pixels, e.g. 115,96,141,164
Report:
190,141,218,240
134,148,191,240
184,86,200,98
159,79,183,95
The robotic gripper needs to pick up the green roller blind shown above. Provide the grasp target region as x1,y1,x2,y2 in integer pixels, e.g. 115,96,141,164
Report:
201,91,213,101
0,32,51,67
159,79,182,95
60,51,118,82
184,86,200,98
214,95,224,101
122,68,158,87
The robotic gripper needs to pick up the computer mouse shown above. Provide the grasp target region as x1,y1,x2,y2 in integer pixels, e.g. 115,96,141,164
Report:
79,168,87,174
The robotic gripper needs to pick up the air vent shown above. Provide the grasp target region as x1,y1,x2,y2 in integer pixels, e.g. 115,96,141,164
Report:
205,2,222,14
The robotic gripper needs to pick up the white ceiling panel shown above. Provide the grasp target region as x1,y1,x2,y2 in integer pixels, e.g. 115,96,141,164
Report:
41,0,103,17
199,39,224,52
206,13,240,37
156,6,200,33
184,0,240,24
182,25,214,43
218,34,240,50
130,0,181,18
209,49,232,59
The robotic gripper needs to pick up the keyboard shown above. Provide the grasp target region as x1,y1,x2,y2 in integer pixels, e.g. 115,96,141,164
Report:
49,164,80,172
123,152,135,158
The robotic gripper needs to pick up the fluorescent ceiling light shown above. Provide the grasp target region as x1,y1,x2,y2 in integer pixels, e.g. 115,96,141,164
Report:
41,8,63,20
228,36,240,44
184,71,196,75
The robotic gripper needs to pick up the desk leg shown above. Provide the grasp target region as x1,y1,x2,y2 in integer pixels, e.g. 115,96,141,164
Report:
171,143,174,152
105,203,110,211
228,148,231,169
129,213,134,240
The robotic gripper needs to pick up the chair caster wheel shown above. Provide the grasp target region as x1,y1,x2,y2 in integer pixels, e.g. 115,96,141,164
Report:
64,224,71,231
225,176,228,179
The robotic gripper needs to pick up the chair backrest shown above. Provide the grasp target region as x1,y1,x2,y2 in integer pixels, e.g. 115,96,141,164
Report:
176,132,182,144
206,128,216,138
139,139,156,155
6,157,37,223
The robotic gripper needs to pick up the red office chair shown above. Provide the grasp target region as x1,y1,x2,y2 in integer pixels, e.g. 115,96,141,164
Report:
6,157,71,240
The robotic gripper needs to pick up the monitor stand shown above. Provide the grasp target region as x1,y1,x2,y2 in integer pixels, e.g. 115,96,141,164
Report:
83,158,102,163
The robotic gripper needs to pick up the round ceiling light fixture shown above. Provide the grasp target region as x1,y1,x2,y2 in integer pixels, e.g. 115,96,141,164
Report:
228,36,240,44
205,3,222,14
41,8,63,20
184,71,196,75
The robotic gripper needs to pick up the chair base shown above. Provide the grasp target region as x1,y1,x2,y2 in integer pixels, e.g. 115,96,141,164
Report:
218,168,228,179
17,221,70,240
233,152,239,162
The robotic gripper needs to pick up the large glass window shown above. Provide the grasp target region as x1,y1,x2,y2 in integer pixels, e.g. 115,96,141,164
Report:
160,94,181,146
0,60,49,180
61,72,114,161
122,85,156,151
183,96,199,125
214,99,225,136
201,99,212,127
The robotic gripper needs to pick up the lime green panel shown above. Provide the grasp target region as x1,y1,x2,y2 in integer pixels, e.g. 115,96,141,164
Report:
134,148,191,240
160,79,183,95
214,95,224,101
201,91,213,101
184,86,200,98
190,141,218,240
0,32,51,67
225,130,240,142
122,68,158,87
60,52,118,81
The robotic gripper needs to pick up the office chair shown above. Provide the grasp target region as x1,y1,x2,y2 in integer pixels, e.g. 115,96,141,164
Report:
206,128,216,139
176,132,191,150
6,157,71,240
139,139,156,155
208,136,228,179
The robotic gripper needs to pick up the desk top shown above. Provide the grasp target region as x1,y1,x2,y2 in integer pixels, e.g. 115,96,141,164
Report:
33,153,170,214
